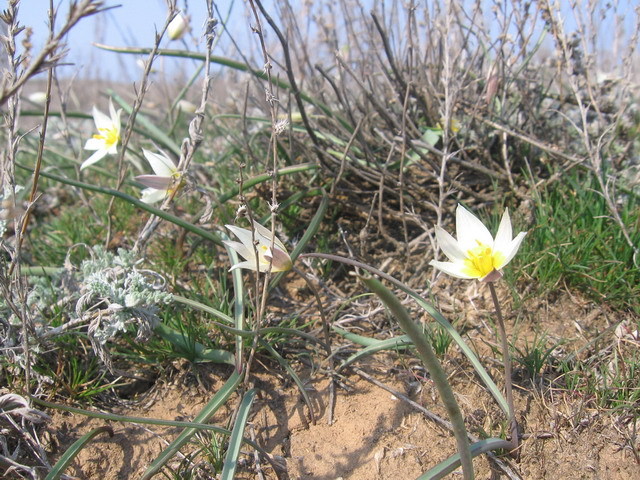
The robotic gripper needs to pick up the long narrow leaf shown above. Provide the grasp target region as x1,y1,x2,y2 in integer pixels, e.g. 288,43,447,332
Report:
30,394,282,473
45,426,113,480
417,438,513,480
16,163,223,246
220,389,257,480
94,45,353,132
173,295,324,346
302,252,510,415
363,277,474,480
140,369,243,479
221,231,247,371
154,322,235,365
258,339,315,424
216,163,319,203
339,334,412,371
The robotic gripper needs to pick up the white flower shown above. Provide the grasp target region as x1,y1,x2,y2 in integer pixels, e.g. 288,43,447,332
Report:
224,221,293,273
167,12,189,40
27,91,48,105
134,149,182,204
81,100,122,170
176,99,197,113
429,204,527,282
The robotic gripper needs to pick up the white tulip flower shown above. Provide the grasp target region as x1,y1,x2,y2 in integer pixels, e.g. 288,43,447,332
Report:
134,149,182,204
81,100,122,170
224,221,293,273
168,12,189,40
430,204,527,282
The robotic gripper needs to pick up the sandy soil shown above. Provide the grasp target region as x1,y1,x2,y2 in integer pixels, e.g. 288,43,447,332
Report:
40,288,639,479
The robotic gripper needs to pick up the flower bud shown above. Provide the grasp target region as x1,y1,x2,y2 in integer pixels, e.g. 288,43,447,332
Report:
168,12,189,40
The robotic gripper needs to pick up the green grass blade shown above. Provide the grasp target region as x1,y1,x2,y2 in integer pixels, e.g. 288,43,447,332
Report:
258,339,315,424
332,326,385,346
94,44,353,132
417,438,513,480
409,293,509,415
216,163,319,202
45,426,114,480
140,369,243,480
221,230,247,370
268,188,329,292
173,295,324,346
154,322,235,365
302,252,510,415
290,189,329,263
30,395,281,471
362,276,474,480
339,334,412,371
172,294,235,324
29,395,254,444
220,388,257,480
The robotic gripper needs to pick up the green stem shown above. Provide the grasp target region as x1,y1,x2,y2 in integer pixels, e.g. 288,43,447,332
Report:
487,282,519,453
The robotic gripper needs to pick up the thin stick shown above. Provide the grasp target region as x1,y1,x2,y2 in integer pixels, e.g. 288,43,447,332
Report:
293,265,336,425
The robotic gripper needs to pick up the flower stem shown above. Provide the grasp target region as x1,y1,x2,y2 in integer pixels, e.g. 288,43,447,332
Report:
487,281,519,454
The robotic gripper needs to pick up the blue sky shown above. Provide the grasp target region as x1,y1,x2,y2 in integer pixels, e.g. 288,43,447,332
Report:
12,1,231,80
9,0,640,82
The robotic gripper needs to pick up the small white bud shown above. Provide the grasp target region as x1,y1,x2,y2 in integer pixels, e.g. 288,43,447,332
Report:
168,12,189,41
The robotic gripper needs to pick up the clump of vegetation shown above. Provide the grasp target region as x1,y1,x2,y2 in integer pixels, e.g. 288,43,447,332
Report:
1,0,638,478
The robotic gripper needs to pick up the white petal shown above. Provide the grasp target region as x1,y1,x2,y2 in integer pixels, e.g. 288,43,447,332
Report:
493,208,513,253
263,246,292,272
80,149,107,170
135,175,172,190
106,143,119,155
225,225,254,250
108,99,121,125
497,231,527,269
84,138,104,151
429,260,476,279
92,106,112,130
140,188,168,204
143,149,176,177
456,204,493,252
229,260,259,272
434,225,466,262
252,220,288,252
223,238,254,262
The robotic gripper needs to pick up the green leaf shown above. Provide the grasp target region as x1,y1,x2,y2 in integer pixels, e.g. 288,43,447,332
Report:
46,426,114,480
154,322,235,365
417,438,512,480
362,276,474,480
220,389,257,480
140,369,243,479
338,333,412,370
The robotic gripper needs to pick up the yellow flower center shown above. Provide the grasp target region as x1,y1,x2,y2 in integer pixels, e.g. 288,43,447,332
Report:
166,172,184,197
258,244,270,265
462,241,505,278
94,126,120,148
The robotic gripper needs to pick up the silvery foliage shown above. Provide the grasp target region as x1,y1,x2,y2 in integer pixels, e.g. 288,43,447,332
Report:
74,245,172,369
1,244,172,373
